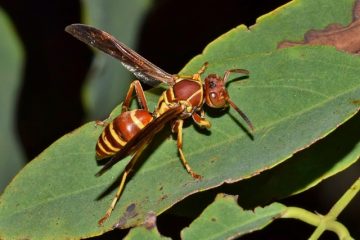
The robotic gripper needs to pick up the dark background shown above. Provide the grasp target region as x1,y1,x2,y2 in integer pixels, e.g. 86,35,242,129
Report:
0,0,358,239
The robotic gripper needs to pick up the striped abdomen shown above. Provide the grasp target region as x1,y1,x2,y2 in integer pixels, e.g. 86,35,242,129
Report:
156,78,204,116
96,109,153,159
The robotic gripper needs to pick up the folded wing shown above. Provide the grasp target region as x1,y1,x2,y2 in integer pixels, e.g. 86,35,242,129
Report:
65,24,175,87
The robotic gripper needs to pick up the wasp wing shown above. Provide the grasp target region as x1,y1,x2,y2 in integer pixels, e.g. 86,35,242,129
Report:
96,105,184,176
65,24,175,87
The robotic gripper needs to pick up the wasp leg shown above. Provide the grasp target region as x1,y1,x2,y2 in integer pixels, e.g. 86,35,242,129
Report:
172,119,202,179
192,62,208,81
98,171,128,226
122,80,149,113
176,62,208,82
95,120,107,127
98,144,146,226
94,120,111,129
192,111,211,129
96,80,148,128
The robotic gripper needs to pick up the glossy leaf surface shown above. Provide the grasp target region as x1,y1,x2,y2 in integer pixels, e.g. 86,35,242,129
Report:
181,194,286,240
0,0,359,239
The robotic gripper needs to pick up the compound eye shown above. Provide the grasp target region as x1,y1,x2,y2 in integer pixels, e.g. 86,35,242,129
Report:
209,81,216,89
209,92,222,107
210,92,217,99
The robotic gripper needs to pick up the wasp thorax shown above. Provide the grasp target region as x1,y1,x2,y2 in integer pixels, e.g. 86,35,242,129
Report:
204,74,229,108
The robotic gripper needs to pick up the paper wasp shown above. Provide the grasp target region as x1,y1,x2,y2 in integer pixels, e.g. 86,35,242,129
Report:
65,24,254,225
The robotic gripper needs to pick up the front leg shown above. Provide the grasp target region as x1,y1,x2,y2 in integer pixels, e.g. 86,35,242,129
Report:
172,119,202,179
191,62,208,82
192,110,211,129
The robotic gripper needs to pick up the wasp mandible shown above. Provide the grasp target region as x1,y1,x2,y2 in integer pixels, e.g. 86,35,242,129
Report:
65,24,254,225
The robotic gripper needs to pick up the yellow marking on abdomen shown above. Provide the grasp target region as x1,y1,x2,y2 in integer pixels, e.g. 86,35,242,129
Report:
101,130,121,152
130,111,145,129
109,122,127,146
97,141,114,155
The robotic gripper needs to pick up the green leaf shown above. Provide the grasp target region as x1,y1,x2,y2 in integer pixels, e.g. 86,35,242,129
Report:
0,8,25,192
80,0,151,119
181,0,354,73
170,113,360,217
124,213,170,240
235,113,360,208
1,0,359,239
181,194,286,240
0,46,358,239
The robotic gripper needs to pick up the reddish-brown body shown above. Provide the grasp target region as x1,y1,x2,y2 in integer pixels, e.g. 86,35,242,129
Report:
96,109,153,159
96,78,204,159
155,79,203,117
65,23,253,225
173,79,203,107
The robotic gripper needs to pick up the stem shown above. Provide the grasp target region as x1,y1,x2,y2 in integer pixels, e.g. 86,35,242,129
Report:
282,177,360,240
282,207,321,226
310,177,360,239
310,220,352,240
327,177,360,219
283,207,353,240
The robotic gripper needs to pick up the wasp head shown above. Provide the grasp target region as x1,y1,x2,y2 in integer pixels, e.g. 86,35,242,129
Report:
204,74,229,108
204,69,254,131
